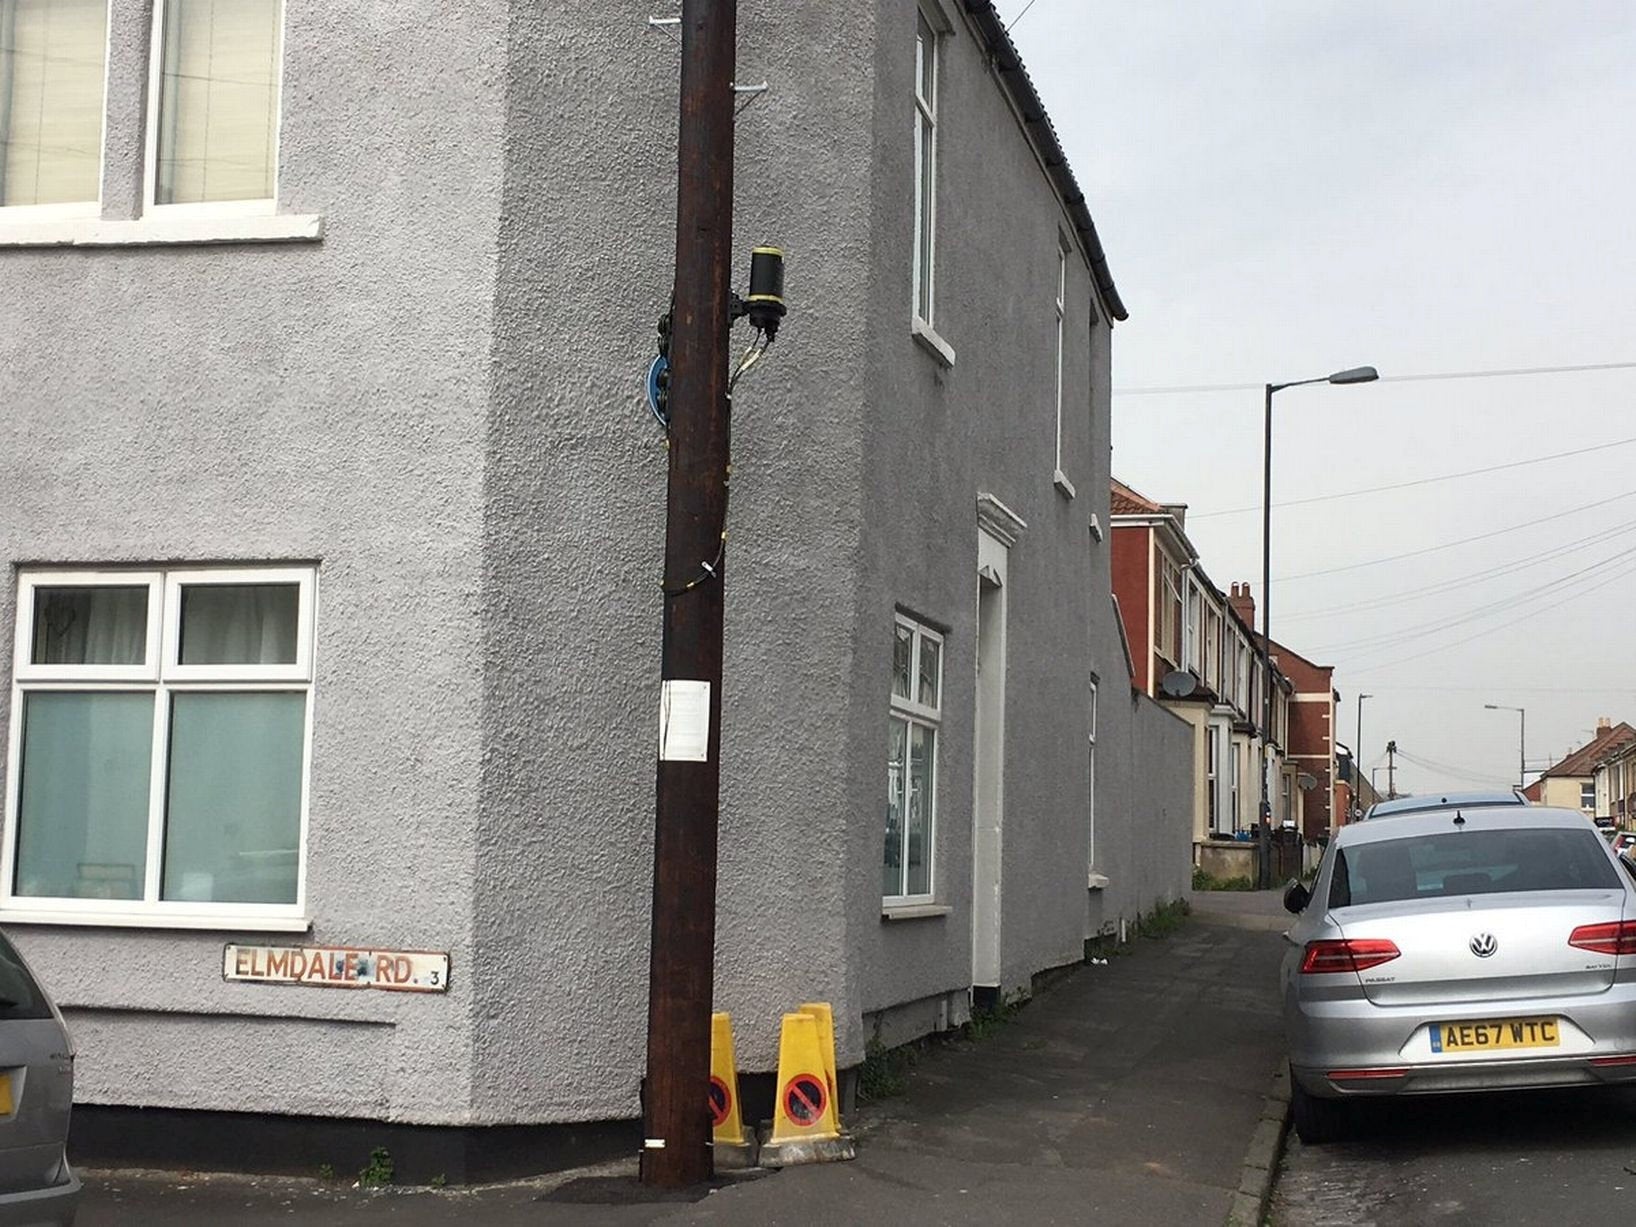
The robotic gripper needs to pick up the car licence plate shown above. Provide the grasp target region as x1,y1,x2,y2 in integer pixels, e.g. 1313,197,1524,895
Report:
1430,1017,1560,1053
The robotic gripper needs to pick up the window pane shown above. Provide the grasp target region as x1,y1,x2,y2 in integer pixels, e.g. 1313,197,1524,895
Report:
155,0,281,204
915,111,934,319
918,635,940,709
179,582,298,664
892,623,912,701
0,0,108,206
163,691,303,904
906,723,934,896
14,691,152,900
31,585,147,665
884,716,907,896
915,14,933,103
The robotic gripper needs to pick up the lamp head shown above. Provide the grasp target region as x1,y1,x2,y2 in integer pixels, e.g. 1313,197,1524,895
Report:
1328,366,1379,385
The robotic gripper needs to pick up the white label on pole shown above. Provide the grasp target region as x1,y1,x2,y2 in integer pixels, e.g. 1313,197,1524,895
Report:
659,680,711,762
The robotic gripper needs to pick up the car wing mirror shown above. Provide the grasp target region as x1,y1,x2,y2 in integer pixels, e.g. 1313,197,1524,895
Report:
1282,880,1311,915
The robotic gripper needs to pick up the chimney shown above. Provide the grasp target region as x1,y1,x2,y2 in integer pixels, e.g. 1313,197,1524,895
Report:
1229,581,1256,628
1598,716,1612,734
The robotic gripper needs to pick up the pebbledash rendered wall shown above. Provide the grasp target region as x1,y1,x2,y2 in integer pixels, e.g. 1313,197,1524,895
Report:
0,0,1190,1144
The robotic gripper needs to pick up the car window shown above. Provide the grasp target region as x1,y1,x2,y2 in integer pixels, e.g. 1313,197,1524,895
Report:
1331,828,1620,907
0,931,54,1021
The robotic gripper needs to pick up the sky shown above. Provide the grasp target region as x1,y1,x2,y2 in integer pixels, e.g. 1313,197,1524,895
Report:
1007,1,1636,797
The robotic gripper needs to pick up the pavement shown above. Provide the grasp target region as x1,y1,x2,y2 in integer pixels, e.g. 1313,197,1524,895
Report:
76,894,1291,1227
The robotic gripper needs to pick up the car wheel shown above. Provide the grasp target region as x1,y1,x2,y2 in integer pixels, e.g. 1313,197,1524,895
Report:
1290,1074,1349,1145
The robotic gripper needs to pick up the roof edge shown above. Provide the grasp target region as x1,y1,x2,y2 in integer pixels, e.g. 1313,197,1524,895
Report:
963,1,1128,322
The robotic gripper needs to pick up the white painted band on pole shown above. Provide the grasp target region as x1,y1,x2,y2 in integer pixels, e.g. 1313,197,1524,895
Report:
659,680,711,762
644,1138,667,1149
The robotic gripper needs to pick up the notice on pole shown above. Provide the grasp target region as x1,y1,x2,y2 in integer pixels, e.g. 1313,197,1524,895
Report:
659,679,711,762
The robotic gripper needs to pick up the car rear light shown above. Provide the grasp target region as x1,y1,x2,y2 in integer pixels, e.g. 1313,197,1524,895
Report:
1590,1055,1636,1068
1327,1068,1408,1081
1568,922,1636,955
1300,938,1401,974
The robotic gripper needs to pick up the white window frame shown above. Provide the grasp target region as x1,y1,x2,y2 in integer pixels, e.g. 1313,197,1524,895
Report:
142,0,286,220
911,6,939,329
1230,741,1242,833
1052,237,1075,496
1087,678,1098,868
2,564,317,930
886,613,942,905
1581,781,1596,812
0,0,113,221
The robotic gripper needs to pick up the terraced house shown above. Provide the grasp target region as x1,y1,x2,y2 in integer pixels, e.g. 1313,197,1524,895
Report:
0,0,1189,1176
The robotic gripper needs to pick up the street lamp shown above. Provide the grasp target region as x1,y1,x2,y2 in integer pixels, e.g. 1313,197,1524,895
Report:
1484,703,1526,791
1354,692,1373,820
1258,365,1378,887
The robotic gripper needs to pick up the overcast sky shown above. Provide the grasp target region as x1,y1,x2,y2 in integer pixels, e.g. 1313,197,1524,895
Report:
1008,2,1636,798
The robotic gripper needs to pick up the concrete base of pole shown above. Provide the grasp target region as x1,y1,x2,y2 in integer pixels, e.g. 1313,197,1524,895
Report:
710,1138,759,1171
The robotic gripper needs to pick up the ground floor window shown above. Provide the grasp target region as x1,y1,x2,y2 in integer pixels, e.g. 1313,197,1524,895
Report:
5,566,316,922
885,614,942,902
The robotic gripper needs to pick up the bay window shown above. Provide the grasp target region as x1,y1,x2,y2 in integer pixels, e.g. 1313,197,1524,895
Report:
5,566,315,924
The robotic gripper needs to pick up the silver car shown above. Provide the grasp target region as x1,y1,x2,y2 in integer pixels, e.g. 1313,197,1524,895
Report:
1282,805,1636,1144
0,931,78,1225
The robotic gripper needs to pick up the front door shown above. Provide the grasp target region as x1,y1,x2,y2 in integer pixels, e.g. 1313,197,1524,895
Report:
972,531,1008,990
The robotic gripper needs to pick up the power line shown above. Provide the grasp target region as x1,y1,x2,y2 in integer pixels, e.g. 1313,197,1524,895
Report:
1314,544,1636,656
1276,488,1636,582
1005,0,1041,32
1338,552,1636,673
1281,514,1636,623
1114,360,1636,396
1192,434,1636,520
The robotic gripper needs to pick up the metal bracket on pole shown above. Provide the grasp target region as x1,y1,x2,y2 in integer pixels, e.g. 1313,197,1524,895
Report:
730,81,770,115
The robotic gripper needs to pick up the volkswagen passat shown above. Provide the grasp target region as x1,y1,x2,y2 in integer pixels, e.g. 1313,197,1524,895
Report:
0,930,78,1224
1281,805,1636,1143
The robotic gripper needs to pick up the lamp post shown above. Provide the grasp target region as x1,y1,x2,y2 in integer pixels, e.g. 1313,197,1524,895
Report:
1258,365,1378,888
1354,692,1373,821
1484,703,1526,791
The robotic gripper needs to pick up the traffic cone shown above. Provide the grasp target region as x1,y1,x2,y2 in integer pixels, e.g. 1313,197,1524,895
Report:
798,1001,842,1128
709,1012,756,1168
759,1010,856,1167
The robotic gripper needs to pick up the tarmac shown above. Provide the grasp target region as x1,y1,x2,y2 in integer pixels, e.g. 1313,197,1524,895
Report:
77,892,1292,1227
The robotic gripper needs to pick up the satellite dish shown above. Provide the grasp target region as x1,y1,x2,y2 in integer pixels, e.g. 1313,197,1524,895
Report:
1298,773,1319,791
1159,670,1198,699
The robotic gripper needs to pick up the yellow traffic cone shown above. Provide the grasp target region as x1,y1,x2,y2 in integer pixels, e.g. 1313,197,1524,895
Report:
709,1012,756,1168
759,1010,856,1167
798,1001,842,1129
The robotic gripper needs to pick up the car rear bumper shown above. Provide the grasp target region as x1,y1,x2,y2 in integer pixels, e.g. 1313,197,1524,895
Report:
0,1164,81,1227
1288,984,1636,1100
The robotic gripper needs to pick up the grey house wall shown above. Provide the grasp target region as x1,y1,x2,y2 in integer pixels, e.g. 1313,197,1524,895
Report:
0,0,509,1125
0,0,1180,1137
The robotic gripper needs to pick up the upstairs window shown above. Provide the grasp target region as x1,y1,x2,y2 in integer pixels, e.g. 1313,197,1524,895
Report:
0,0,109,213
150,0,283,209
911,9,938,325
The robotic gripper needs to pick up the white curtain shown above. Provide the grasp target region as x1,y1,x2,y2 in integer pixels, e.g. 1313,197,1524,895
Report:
156,0,280,204
0,0,107,206
32,586,147,665
179,583,297,664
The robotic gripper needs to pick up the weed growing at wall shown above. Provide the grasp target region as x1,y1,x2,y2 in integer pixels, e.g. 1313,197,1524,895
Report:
358,1147,395,1188
1192,867,1255,891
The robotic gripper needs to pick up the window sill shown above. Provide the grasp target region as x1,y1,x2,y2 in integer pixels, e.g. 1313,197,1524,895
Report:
0,909,313,933
881,903,954,922
1053,468,1077,499
1087,872,1110,891
0,214,324,249
911,318,957,368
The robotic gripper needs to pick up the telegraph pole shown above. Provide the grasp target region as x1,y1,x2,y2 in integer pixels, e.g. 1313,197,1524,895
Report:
642,0,737,1189
1386,739,1398,799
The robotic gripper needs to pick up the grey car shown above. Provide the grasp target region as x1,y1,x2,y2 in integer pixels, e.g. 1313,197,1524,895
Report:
1281,805,1636,1143
0,931,78,1225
